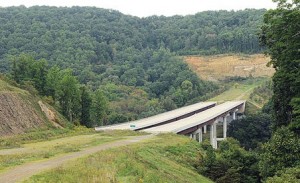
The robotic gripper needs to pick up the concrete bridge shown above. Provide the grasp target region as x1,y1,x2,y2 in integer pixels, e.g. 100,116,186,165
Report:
144,101,245,148
95,101,245,148
95,101,216,131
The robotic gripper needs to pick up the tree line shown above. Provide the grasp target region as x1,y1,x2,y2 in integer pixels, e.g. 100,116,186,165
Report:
9,50,218,126
198,1,300,182
0,6,266,82
10,53,107,127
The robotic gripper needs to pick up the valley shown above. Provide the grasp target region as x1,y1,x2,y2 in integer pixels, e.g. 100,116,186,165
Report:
0,2,299,182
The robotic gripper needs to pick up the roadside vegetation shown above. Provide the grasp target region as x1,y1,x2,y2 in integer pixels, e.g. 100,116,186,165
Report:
206,77,271,114
0,129,146,172
200,1,300,182
0,127,92,149
24,133,212,183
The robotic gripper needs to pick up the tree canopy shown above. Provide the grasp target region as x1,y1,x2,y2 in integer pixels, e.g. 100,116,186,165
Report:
260,0,300,131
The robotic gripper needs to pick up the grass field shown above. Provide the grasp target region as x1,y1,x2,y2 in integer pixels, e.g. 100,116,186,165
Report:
207,77,270,114
24,133,212,183
184,54,274,81
208,78,267,103
0,129,146,172
183,54,273,112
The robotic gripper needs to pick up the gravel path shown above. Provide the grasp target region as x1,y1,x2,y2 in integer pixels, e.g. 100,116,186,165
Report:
0,135,154,183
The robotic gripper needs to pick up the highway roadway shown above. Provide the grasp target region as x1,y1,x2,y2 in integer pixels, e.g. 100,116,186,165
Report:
95,101,216,131
143,101,245,134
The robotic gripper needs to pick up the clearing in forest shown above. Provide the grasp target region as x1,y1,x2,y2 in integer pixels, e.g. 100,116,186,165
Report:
184,54,274,81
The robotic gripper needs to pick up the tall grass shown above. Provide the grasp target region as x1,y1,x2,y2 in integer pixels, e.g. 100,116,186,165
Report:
25,134,212,183
0,130,145,171
0,127,92,149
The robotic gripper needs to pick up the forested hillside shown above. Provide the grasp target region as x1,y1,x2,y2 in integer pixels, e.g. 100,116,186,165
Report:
0,6,266,126
0,7,265,73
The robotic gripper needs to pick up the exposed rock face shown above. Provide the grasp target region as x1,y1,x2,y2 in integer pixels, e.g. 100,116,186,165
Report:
0,93,46,136
38,101,63,129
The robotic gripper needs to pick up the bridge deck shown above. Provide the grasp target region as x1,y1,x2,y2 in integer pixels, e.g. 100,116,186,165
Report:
143,101,245,134
95,102,216,131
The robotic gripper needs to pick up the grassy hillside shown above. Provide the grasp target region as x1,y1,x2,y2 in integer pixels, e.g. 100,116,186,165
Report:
24,133,212,183
207,78,270,114
184,54,274,113
185,54,274,81
0,77,26,93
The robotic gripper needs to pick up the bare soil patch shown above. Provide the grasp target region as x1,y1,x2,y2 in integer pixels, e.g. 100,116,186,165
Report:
184,54,274,81
0,93,46,136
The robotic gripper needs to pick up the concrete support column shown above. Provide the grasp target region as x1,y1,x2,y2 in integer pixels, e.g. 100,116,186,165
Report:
233,109,239,120
209,122,218,149
199,128,203,143
204,125,207,134
223,116,227,138
213,121,217,148
210,124,214,146
193,133,196,140
190,134,193,139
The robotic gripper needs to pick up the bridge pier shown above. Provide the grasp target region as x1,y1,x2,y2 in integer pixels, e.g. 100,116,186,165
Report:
223,113,230,138
199,128,203,142
180,102,245,149
209,121,218,149
233,109,239,120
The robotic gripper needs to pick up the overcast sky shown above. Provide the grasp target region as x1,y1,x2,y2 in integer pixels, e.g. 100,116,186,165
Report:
0,0,277,17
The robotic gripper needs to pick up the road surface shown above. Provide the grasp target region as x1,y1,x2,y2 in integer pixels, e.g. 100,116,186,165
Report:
95,102,216,131
144,101,245,133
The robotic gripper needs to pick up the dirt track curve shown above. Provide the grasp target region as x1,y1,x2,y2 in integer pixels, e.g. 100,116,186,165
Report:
0,135,154,183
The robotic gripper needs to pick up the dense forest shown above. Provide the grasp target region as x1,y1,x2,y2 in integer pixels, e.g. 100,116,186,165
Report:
0,7,265,72
0,6,266,126
198,1,300,182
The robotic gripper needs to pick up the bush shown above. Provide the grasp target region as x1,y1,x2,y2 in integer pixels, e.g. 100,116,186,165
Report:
266,167,300,183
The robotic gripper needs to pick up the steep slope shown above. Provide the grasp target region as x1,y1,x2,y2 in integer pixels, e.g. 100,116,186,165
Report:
0,7,265,83
0,78,64,136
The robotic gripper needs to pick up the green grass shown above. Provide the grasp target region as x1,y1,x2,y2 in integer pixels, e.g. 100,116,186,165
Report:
0,77,26,94
0,128,147,172
0,127,93,149
24,134,212,183
208,78,267,102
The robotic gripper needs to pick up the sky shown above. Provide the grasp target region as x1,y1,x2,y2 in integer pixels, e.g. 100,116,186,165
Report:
0,0,277,17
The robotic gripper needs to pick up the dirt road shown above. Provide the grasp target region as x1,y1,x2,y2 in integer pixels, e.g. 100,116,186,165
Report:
0,134,154,183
